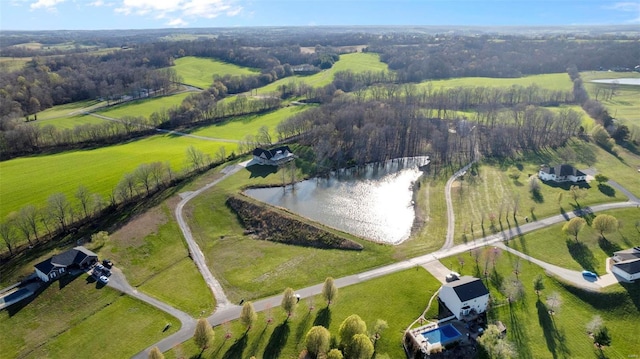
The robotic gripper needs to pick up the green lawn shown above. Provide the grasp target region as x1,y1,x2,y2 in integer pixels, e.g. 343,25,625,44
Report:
417,73,573,91
0,134,238,219
96,92,193,120
164,267,442,359
32,113,106,129
256,52,389,95
35,99,104,120
0,276,179,359
188,105,310,140
507,207,640,274
97,203,215,317
581,71,640,127
173,56,259,89
447,248,639,359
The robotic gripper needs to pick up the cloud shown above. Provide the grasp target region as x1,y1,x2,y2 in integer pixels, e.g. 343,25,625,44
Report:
115,0,242,21
89,0,114,6
30,0,65,11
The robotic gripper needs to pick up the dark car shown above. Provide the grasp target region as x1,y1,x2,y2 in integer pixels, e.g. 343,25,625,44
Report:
102,259,113,268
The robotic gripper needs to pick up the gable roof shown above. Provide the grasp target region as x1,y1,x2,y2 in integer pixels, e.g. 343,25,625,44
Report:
613,258,640,275
442,276,489,302
50,246,97,267
614,248,640,262
252,146,292,160
34,258,60,275
540,164,586,177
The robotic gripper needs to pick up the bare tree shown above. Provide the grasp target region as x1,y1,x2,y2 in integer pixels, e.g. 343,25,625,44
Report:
0,219,17,254
75,185,92,218
47,193,71,232
16,205,38,244
186,146,206,171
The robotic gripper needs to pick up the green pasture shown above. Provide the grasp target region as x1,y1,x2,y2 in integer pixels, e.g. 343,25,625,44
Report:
173,56,258,89
451,138,640,245
581,71,640,126
32,113,105,129
96,92,192,120
188,105,310,140
35,99,106,121
0,276,179,359
164,267,441,359
507,207,640,274
445,248,640,359
256,52,389,95
0,134,238,219
544,104,595,130
97,203,215,317
0,57,30,72
418,73,573,91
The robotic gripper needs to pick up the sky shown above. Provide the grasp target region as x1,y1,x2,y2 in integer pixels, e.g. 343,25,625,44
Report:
1,0,639,31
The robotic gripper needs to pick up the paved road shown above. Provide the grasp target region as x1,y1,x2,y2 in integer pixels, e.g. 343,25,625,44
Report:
443,161,476,250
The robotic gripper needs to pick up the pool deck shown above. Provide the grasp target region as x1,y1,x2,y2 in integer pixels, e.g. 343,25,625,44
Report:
406,320,473,354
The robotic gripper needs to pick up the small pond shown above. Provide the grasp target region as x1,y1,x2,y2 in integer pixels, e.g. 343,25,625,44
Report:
244,157,429,244
590,78,640,86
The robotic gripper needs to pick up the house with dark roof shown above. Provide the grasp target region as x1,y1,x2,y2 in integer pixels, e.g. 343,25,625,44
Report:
538,164,586,183
611,247,640,282
252,146,295,166
438,276,489,321
34,246,98,283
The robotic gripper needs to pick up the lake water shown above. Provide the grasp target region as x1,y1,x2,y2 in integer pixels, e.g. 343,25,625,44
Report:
590,78,640,86
244,157,429,244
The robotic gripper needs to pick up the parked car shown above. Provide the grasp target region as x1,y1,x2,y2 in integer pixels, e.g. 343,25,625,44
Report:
102,268,112,277
102,259,113,268
99,275,109,283
582,270,597,279
95,263,105,271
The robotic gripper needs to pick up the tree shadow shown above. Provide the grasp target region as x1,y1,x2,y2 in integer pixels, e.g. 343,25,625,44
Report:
566,240,597,272
490,267,504,289
536,300,558,359
597,237,622,257
263,321,290,359
531,189,544,203
222,333,248,359
508,302,533,359
313,307,331,328
295,311,312,345
597,184,616,197
559,207,569,220
247,325,268,358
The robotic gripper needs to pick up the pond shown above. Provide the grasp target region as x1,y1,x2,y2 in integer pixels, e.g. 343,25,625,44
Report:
590,78,640,86
244,157,429,244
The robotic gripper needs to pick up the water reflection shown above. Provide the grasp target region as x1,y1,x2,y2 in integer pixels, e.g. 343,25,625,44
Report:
244,157,429,244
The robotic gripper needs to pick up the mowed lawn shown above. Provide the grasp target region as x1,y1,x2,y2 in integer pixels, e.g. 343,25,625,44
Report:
173,56,259,89
32,113,106,129
446,249,640,359
581,71,640,126
96,92,193,119
188,105,311,140
163,267,442,359
507,207,640,274
0,277,179,359
0,134,238,218
418,73,573,91
256,52,389,94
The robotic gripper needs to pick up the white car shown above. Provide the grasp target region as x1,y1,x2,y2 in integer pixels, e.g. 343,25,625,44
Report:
99,275,109,283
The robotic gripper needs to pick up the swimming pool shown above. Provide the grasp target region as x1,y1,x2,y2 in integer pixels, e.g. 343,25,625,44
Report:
421,324,462,345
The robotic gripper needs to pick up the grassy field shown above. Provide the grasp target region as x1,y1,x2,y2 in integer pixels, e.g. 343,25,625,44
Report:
173,56,259,89
506,207,640,274
188,105,311,140
96,92,193,120
446,248,640,359
163,267,442,359
0,57,30,72
96,202,216,317
33,113,106,129
0,134,237,219
581,71,640,126
417,73,573,91
256,52,389,95
0,276,180,359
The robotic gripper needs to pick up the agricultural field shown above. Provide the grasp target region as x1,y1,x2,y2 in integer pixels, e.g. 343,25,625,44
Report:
96,92,193,120
0,134,238,219
173,56,259,89
256,52,389,95
417,73,573,91
188,105,310,140
0,276,179,359
163,267,441,359
0,57,31,72
34,99,106,121
507,207,640,274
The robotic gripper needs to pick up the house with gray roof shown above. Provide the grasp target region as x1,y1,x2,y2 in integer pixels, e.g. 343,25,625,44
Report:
34,246,98,283
611,247,640,282
538,164,586,183
252,146,295,166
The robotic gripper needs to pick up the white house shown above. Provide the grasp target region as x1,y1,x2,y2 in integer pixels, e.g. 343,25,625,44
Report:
252,146,295,166
34,246,98,283
611,247,640,282
538,164,586,183
438,276,489,321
